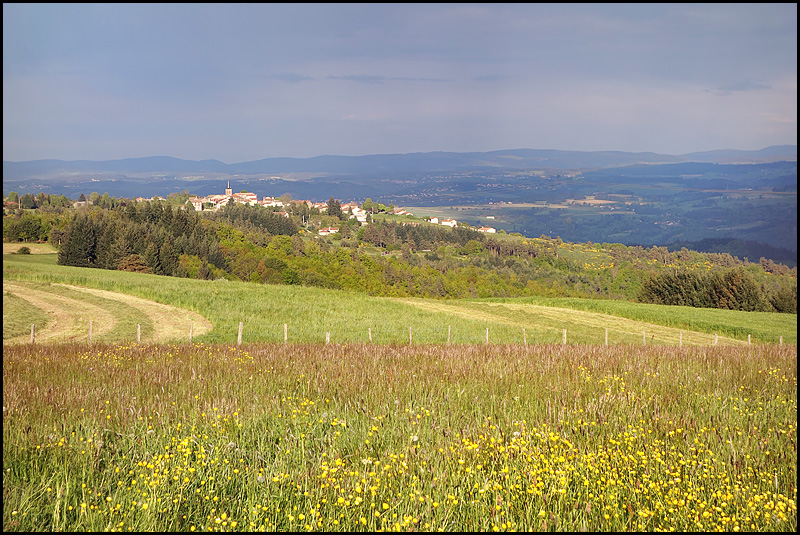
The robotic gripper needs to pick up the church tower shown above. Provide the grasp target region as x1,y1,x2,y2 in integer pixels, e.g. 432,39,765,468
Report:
225,180,232,197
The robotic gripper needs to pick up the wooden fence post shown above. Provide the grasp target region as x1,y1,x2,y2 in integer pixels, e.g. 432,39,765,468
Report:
237,321,243,345
563,329,567,345
409,327,412,345
780,336,783,345
748,334,751,346
137,324,141,343
486,328,489,345
368,328,372,343
714,333,718,346
523,328,526,346
31,324,35,344
326,332,330,344
284,323,288,343
447,325,451,344
604,328,608,346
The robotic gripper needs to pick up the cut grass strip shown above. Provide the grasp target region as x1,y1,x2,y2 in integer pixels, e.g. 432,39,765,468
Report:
3,289,50,340
2,281,211,345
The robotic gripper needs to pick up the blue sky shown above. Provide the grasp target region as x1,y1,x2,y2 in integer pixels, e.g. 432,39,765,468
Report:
3,3,797,163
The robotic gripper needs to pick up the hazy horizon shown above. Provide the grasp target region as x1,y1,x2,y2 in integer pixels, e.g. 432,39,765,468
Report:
4,4,797,163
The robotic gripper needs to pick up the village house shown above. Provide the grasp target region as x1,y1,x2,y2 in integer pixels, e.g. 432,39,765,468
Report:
179,181,410,225
428,216,439,224
441,218,457,228
318,226,339,236
349,206,368,223
478,226,497,233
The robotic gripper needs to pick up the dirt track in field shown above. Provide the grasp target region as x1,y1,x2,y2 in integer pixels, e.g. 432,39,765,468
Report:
3,282,212,345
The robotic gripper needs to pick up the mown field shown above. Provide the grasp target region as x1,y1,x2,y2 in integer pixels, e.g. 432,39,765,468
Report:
3,254,796,346
3,342,796,532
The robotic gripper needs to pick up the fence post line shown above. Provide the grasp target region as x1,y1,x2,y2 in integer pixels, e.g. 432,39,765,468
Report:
89,320,93,345
447,325,451,345
605,328,608,346
563,329,567,345
523,328,526,346
31,324,35,344
368,327,372,343
284,323,288,343
137,324,141,344
237,321,243,345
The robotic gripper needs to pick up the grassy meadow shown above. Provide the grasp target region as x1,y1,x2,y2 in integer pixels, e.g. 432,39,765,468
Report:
3,252,797,531
3,342,796,532
3,254,796,345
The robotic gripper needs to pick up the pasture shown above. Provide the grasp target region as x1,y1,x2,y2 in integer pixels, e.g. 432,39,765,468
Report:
3,254,795,346
3,252,796,531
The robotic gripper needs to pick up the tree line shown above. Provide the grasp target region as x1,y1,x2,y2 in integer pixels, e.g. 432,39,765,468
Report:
4,195,796,313
638,268,796,313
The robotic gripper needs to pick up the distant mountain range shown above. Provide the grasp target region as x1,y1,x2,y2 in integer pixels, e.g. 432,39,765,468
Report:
4,145,797,179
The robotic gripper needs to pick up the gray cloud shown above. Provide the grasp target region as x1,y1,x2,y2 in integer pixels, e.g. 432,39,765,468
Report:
3,3,796,162
263,73,315,83
474,74,514,82
327,74,452,84
710,79,773,96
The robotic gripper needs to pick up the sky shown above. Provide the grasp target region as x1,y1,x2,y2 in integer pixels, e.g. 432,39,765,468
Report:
3,3,797,163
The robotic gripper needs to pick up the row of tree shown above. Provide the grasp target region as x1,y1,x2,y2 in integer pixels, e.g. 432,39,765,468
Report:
638,268,796,313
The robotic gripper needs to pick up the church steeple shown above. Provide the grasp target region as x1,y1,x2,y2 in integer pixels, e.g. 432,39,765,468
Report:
225,179,232,197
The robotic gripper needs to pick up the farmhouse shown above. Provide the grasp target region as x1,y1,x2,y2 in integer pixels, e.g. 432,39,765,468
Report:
478,226,496,233
318,227,339,236
441,218,457,228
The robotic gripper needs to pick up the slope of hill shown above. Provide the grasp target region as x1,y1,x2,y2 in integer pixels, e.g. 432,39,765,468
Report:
3,252,796,346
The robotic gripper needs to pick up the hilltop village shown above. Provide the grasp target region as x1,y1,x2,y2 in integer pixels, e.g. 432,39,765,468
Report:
137,180,498,236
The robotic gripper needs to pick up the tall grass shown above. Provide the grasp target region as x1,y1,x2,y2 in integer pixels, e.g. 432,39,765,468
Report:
3,342,796,531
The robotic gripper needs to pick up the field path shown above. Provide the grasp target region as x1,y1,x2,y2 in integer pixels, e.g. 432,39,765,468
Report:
3,282,212,345
393,298,744,345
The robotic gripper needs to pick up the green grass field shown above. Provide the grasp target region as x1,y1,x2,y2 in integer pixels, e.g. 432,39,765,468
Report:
3,253,796,345
3,253,797,531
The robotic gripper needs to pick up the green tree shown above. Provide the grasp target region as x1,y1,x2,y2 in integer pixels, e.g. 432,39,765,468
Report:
159,240,179,277
20,193,36,209
327,197,343,220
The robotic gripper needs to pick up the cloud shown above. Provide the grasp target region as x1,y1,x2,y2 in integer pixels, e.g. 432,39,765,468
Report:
263,73,315,83
474,74,514,82
327,74,452,84
709,79,773,96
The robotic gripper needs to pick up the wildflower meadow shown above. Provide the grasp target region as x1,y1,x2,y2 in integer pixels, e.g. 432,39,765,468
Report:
2,341,796,532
